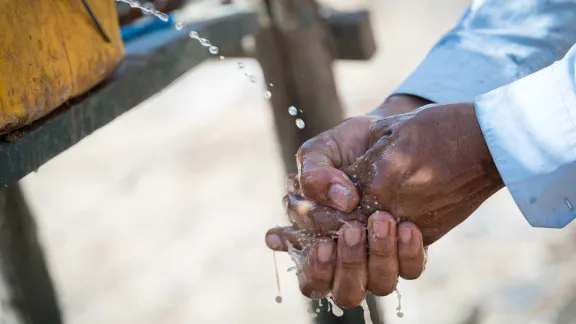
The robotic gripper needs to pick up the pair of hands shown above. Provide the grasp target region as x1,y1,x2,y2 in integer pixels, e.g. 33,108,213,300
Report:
265,95,504,307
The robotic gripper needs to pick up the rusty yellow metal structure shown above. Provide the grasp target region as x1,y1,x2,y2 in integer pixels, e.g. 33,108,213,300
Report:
0,0,124,134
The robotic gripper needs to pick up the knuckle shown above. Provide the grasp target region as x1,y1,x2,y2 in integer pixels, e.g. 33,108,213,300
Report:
338,254,365,270
369,243,395,259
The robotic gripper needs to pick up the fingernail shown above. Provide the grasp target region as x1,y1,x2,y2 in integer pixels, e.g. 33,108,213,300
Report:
317,242,333,262
266,234,283,249
344,226,362,246
328,183,351,210
373,220,389,239
399,227,412,244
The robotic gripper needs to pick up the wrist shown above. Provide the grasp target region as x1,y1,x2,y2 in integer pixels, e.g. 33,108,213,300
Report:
371,94,433,118
461,103,505,190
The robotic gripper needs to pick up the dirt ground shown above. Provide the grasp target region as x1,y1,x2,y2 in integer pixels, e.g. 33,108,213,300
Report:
18,0,576,323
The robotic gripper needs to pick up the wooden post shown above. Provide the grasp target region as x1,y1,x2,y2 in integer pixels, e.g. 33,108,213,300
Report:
254,0,384,322
255,0,344,173
0,184,63,324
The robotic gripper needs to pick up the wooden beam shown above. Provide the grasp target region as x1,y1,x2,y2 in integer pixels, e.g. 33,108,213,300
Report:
224,10,376,61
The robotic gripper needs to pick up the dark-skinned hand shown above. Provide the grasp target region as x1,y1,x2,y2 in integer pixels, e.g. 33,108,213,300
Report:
265,95,431,307
289,102,503,245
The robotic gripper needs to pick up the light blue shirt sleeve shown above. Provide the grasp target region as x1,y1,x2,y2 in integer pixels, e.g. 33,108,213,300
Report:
475,44,576,228
391,0,576,104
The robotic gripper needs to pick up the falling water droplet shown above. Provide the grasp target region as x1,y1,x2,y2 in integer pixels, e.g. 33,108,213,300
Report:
237,61,245,69
360,299,374,324
143,2,154,12
295,118,305,129
209,46,219,54
219,55,225,60
273,252,283,304
157,12,169,21
264,91,272,99
269,83,274,87
288,106,297,116
199,38,211,47
328,299,344,317
117,0,168,21
189,31,199,39
395,288,404,318
250,75,257,83
175,22,183,31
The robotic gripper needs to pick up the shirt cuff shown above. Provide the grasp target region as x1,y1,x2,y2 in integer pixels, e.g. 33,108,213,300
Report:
474,59,576,228
391,46,521,104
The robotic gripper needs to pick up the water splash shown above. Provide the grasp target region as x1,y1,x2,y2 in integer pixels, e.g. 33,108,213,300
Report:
296,118,306,129
288,106,297,116
269,83,274,87
174,22,183,31
264,91,272,99
116,0,169,21
209,46,219,55
189,31,199,39
286,241,309,273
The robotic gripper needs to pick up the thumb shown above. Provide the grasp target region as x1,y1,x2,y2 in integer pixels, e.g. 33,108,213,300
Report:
297,132,360,213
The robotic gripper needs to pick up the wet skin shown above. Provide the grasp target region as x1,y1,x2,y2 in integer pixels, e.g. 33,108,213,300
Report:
265,99,504,308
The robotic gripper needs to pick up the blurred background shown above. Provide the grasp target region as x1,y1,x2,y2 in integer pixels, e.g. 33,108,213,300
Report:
15,0,576,323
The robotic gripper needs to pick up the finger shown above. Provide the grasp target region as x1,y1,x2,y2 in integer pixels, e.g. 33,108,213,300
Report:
286,173,302,195
297,132,360,213
367,117,397,148
367,212,399,296
283,193,315,228
298,238,336,299
285,193,368,235
265,226,314,251
398,222,426,280
332,221,368,308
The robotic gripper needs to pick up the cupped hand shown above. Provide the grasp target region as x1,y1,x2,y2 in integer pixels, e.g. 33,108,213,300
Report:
266,174,426,308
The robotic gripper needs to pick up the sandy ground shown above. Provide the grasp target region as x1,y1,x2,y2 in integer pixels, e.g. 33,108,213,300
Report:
17,0,576,323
